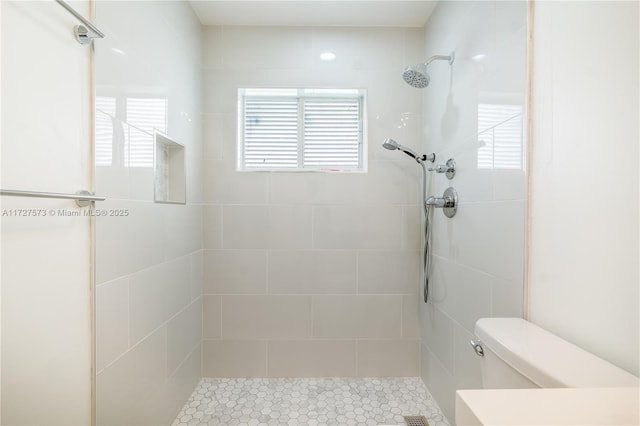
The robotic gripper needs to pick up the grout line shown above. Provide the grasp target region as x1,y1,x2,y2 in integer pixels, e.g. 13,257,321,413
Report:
265,250,270,294
219,205,225,248
355,250,360,295
219,295,224,340
98,297,200,375
400,294,405,339
265,340,269,378
355,339,359,377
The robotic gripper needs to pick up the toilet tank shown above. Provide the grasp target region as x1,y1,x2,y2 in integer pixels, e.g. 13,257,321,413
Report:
475,318,639,389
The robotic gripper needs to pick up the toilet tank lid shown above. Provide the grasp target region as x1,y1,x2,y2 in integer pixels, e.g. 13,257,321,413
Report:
475,318,639,388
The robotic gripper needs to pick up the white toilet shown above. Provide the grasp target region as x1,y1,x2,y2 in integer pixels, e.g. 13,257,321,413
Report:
473,317,639,389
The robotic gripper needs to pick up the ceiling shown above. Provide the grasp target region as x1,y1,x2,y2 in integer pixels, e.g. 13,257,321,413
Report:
188,1,438,28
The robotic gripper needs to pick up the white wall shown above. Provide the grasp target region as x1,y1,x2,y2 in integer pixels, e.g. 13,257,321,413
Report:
528,0,639,377
92,1,204,424
419,1,528,419
202,25,425,377
1,1,92,423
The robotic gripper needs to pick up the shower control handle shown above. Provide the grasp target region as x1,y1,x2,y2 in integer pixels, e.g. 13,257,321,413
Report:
425,195,455,209
425,187,458,218
428,159,456,179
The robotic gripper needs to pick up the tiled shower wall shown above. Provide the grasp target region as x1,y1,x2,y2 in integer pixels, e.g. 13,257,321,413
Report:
93,1,203,424
202,26,426,377
419,1,528,420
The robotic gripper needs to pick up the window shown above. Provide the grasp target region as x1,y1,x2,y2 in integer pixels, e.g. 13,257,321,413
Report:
238,88,366,171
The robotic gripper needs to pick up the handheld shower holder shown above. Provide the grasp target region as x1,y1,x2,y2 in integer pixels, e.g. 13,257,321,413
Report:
418,153,436,163
426,187,458,218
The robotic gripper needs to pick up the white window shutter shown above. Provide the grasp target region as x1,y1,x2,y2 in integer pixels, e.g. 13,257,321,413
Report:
302,98,361,169
240,89,364,171
243,97,299,169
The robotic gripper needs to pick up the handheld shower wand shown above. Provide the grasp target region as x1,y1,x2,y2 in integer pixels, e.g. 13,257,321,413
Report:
382,138,435,163
382,139,435,302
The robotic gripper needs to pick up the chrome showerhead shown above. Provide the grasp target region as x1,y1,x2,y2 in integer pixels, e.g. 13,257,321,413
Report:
402,51,455,89
382,138,399,151
403,64,430,88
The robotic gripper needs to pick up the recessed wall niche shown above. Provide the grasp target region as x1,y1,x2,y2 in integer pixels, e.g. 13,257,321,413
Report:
154,130,186,204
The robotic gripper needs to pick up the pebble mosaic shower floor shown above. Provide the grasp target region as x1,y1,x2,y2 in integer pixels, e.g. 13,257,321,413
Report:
172,377,449,426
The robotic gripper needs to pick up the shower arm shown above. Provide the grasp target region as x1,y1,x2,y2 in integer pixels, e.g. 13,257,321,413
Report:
424,52,456,66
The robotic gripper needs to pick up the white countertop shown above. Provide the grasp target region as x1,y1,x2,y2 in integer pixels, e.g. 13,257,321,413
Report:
456,387,640,425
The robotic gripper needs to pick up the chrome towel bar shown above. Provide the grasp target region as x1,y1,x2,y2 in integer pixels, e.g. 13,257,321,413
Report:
1,189,105,207
55,0,105,44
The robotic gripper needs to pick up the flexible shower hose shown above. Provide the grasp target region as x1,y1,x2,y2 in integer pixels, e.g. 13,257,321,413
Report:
423,202,432,303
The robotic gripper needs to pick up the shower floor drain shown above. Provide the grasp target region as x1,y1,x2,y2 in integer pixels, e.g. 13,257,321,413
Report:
404,415,430,426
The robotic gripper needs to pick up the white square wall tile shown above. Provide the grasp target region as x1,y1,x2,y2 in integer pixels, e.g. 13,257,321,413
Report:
221,205,268,249
95,200,162,284
313,205,402,249
203,205,222,249
96,277,130,372
266,205,313,249
128,268,165,346
190,251,203,301
202,113,236,161
162,204,203,260
221,295,312,339
429,255,492,333
404,27,427,67
203,296,221,339
162,256,192,318
203,159,268,204
453,324,483,390
402,205,422,251
267,340,357,377
420,343,456,423
222,205,313,249
128,257,191,347
268,172,324,205
162,345,202,421
455,200,525,282
358,250,420,294
166,299,202,377
312,295,402,339
268,250,357,294
444,136,494,203
357,340,420,377
203,250,267,294
96,329,166,425
491,276,524,318
402,295,421,339
203,340,267,378
420,303,455,375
